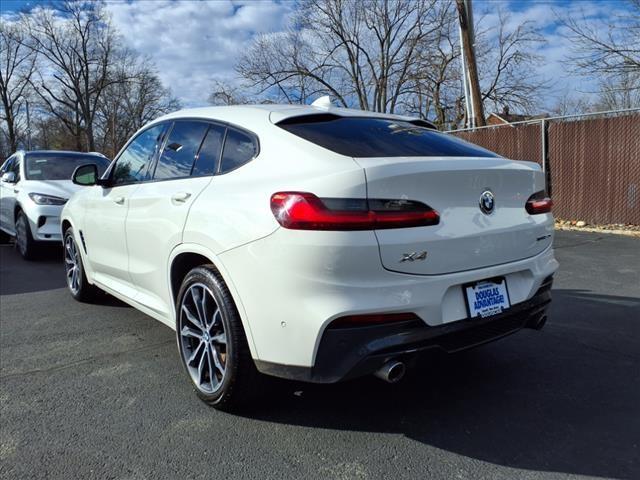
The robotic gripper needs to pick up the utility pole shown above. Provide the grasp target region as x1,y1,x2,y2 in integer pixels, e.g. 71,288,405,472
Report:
456,0,485,127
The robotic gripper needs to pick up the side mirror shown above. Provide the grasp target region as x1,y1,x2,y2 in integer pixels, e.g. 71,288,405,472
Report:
72,163,99,186
1,172,16,183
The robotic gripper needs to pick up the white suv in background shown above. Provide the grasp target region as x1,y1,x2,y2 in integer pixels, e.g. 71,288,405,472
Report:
0,150,110,259
61,104,558,410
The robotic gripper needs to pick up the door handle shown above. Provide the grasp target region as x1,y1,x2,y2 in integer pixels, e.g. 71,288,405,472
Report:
171,192,191,203
114,196,125,205
13,189,19,194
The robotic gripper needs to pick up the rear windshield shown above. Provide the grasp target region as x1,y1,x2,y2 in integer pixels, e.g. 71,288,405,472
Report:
278,115,498,158
25,154,111,181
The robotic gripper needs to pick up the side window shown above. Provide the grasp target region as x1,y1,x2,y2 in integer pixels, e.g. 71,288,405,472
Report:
220,128,257,174
153,121,209,180
112,124,166,186
192,124,225,176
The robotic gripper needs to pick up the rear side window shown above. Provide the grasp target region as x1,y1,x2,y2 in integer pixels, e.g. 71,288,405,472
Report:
112,124,166,185
154,121,209,180
220,128,257,173
192,124,225,176
278,115,498,158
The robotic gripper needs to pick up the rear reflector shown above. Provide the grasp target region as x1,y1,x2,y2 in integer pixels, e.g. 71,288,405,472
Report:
329,312,420,329
270,192,439,230
525,191,553,215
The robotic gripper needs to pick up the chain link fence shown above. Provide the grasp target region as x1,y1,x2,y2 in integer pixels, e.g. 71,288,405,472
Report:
453,123,543,166
451,109,640,225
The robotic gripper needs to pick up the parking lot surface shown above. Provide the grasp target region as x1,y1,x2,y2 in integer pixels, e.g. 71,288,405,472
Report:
1,231,638,480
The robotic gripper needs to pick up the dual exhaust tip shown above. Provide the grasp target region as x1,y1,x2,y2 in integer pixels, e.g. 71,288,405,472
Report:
374,360,406,383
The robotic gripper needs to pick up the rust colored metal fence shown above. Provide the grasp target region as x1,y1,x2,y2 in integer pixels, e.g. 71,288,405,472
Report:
452,110,640,225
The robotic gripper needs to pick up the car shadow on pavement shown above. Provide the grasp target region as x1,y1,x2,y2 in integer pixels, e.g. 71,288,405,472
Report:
0,244,129,308
240,289,640,480
0,243,67,295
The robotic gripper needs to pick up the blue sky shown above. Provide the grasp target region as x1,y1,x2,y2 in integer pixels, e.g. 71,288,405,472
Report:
0,0,631,111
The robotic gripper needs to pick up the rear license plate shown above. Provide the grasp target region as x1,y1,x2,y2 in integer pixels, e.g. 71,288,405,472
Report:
464,277,511,318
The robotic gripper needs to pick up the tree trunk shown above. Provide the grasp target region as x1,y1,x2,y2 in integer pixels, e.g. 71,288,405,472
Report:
2,100,17,152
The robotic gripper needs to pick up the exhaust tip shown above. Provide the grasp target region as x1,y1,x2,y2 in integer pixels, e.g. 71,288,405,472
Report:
374,360,406,383
530,314,547,330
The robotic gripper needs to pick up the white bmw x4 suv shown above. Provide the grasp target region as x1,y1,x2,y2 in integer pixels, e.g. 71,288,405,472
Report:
61,104,558,410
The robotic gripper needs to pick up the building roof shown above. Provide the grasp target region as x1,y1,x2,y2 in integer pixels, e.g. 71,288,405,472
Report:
487,107,548,125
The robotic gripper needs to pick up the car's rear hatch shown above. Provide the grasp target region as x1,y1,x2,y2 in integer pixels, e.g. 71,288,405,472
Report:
275,111,553,275
356,156,552,275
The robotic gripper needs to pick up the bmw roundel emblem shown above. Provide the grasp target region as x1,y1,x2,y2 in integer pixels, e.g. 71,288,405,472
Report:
479,190,495,214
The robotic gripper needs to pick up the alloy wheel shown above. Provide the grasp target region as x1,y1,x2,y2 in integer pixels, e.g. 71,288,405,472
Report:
64,235,81,294
179,283,228,394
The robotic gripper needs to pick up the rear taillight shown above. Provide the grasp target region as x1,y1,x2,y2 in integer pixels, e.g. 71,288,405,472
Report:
525,191,553,215
270,192,439,230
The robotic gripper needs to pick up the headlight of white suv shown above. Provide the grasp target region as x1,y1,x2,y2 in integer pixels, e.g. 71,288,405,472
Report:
28,193,68,206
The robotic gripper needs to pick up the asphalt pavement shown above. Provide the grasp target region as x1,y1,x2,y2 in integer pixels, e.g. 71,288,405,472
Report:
0,231,638,480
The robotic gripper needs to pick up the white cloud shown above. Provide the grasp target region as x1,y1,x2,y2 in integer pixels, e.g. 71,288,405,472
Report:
105,0,292,107
1,0,623,113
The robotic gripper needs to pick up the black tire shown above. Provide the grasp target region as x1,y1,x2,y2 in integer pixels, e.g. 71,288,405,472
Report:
63,227,101,302
176,265,262,411
15,211,38,260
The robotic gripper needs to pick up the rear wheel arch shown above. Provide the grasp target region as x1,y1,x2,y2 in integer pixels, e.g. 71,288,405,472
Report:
168,247,258,359
170,252,213,305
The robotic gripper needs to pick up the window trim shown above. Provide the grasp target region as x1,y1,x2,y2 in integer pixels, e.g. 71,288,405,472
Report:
106,122,170,187
148,121,176,181
191,123,227,177
105,118,260,188
218,125,259,175
150,120,223,182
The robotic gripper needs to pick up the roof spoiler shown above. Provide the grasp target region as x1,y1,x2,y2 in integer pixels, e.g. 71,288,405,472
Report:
276,114,437,130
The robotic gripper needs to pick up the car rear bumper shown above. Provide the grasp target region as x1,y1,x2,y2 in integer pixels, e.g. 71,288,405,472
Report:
221,227,559,369
255,275,553,383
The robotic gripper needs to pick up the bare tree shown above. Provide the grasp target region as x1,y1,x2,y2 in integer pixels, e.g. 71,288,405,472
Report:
208,79,252,106
24,1,117,151
0,19,36,152
395,3,548,128
96,51,180,158
399,0,462,128
594,73,640,110
238,0,445,113
561,1,640,83
476,9,548,115
549,90,595,116
237,0,548,129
